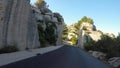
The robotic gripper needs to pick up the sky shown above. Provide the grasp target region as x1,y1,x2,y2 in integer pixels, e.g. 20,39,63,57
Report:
31,0,120,36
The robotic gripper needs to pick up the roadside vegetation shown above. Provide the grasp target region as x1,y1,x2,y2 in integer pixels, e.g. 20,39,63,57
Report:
0,46,18,54
84,34,120,58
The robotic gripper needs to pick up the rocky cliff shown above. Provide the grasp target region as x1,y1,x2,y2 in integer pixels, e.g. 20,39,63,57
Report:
0,0,40,50
32,6,64,46
65,16,115,49
0,0,64,50
77,22,102,49
66,17,115,49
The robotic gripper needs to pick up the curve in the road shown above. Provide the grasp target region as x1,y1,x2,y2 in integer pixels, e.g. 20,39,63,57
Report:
0,45,110,68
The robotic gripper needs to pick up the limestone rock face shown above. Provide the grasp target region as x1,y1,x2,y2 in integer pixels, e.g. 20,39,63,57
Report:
0,0,40,50
56,23,63,45
80,22,96,31
77,30,86,49
54,13,64,45
89,31,102,41
32,6,64,45
77,22,101,49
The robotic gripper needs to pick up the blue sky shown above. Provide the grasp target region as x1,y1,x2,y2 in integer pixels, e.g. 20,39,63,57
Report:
31,0,120,36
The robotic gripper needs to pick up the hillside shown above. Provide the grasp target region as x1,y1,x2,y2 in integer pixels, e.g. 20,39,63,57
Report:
62,16,120,68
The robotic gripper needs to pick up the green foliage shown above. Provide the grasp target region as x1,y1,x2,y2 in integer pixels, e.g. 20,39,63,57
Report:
63,16,94,46
62,35,68,40
81,16,94,24
62,24,68,40
74,23,80,30
83,26,87,30
35,0,46,8
74,21,82,30
0,46,18,54
84,34,120,58
94,35,115,52
45,23,57,45
87,18,94,24
84,37,96,51
70,36,78,45
81,16,87,22
37,22,58,47
74,16,94,31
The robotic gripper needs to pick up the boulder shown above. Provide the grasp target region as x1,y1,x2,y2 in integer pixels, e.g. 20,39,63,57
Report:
54,13,64,24
35,14,43,21
40,7,52,14
89,31,102,41
31,6,41,13
45,12,53,16
108,57,120,68
88,51,106,60
43,15,52,22
52,17,58,23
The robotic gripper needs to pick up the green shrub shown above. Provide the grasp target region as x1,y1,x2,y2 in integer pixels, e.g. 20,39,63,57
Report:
37,22,58,47
84,34,120,58
84,38,96,51
45,24,57,45
70,36,78,45
62,35,68,40
62,24,68,40
0,46,18,54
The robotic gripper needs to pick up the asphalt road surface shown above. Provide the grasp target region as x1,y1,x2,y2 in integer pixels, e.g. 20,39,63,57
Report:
0,45,110,68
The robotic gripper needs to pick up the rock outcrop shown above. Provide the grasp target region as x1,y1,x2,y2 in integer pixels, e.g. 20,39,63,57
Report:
77,22,102,49
108,57,120,68
88,50,106,60
32,6,64,45
0,0,40,50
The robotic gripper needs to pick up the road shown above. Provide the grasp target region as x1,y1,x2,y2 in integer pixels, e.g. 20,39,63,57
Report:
0,45,110,68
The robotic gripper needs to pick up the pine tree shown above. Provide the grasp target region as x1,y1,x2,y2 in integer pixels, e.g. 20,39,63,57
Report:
35,0,46,9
